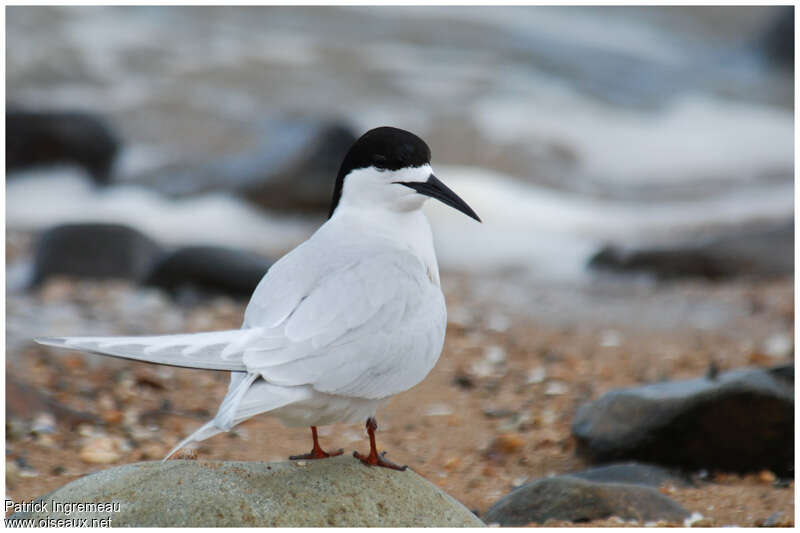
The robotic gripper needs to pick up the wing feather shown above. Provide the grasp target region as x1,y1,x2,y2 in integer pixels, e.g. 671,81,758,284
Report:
242,250,446,399
35,330,254,371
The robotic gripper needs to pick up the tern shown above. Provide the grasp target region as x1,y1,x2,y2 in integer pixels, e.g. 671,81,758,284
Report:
36,126,481,470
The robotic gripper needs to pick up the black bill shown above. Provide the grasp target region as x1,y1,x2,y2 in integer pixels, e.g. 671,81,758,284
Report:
396,174,481,222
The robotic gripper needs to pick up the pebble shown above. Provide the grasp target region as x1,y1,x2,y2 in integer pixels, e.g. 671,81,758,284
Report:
539,408,556,426
600,329,623,347
526,367,547,384
683,512,706,527
425,403,455,417
484,345,506,365
79,436,122,464
763,511,792,527
544,381,568,396
490,433,525,455
35,434,57,448
175,447,198,460
31,413,57,434
101,409,124,425
6,460,21,488
78,424,97,437
443,457,461,471
497,411,532,433
763,332,792,359
470,349,508,379
483,407,514,419
6,419,27,441
758,470,777,484
19,467,41,478
470,359,495,378
97,393,116,412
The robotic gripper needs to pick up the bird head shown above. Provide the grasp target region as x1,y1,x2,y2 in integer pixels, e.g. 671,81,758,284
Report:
329,127,481,222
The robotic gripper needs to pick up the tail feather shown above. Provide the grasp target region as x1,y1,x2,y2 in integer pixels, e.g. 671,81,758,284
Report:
34,330,261,371
163,374,313,461
163,420,222,461
214,373,260,429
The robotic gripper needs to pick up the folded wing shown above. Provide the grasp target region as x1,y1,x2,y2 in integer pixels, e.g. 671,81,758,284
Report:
242,249,446,399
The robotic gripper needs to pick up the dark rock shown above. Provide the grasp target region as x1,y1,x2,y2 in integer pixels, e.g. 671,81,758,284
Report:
6,109,120,183
572,365,794,476
756,6,794,68
138,117,357,213
768,364,794,384
31,223,164,286
483,475,689,526
588,220,793,280
568,462,691,488
143,246,272,299
10,457,485,526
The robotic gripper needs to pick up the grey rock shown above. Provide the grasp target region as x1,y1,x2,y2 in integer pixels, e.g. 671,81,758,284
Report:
588,220,793,280
138,117,357,213
31,223,164,286
11,457,484,527
143,245,272,300
6,109,119,184
483,475,689,526
568,462,691,488
572,365,793,476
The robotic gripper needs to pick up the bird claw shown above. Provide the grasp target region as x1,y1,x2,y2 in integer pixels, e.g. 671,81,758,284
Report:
353,450,408,471
289,448,343,460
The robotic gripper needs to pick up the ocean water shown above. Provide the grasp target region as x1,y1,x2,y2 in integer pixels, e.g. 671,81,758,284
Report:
6,6,794,282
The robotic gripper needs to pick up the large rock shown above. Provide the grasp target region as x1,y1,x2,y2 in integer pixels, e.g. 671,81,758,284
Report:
756,6,794,68
138,117,357,213
567,462,691,488
588,220,793,280
31,223,164,286
6,109,120,184
572,365,793,476
483,475,689,526
9,457,484,527
143,245,272,299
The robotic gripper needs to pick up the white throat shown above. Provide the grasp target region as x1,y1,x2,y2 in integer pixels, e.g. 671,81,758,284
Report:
330,200,440,287
328,163,440,285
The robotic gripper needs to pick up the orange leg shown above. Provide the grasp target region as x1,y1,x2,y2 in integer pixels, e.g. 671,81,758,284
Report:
353,417,407,471
289,426,343,460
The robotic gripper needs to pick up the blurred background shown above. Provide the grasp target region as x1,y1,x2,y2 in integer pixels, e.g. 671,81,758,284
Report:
5,6,795,525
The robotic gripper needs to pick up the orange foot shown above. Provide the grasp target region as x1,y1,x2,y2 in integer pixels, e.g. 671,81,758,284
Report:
290,448,343,460
353,450,407,471
289,426,343,460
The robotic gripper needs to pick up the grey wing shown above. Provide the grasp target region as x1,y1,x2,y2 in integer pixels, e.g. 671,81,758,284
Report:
241,249,447,400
